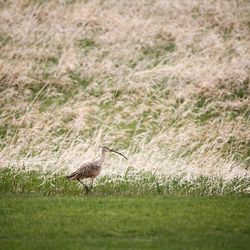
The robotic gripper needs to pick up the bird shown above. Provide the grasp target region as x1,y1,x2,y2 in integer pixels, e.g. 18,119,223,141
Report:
66,146,127,193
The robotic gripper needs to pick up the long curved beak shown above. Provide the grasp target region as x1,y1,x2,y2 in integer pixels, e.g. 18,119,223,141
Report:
108,148,128,160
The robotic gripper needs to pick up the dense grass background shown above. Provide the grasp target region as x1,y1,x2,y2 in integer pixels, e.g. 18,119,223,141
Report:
0,0,249,186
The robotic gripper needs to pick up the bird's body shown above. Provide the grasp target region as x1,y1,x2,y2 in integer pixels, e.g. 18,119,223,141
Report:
66,146,127,192
66,160,102,180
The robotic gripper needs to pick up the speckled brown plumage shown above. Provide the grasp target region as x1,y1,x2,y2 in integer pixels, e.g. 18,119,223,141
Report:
66,161,102,180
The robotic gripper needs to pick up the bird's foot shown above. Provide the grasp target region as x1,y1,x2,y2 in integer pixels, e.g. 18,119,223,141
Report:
84,186,90,194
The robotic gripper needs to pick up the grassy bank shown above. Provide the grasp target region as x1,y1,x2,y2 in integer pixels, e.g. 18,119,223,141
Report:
0,0,249,183
1,195,249,250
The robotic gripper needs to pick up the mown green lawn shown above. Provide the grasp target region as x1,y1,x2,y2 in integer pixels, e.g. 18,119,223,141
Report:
0,195,249,250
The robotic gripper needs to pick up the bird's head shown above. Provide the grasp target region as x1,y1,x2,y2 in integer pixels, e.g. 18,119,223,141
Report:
102,146,127,160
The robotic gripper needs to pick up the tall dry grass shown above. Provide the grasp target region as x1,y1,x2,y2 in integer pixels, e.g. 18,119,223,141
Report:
0,0,249,188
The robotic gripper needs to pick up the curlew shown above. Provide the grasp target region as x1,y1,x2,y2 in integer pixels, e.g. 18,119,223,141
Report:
66,146,127,192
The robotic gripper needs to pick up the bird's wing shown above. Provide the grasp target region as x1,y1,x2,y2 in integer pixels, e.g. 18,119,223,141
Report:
80,161,101,174
67,161,101,179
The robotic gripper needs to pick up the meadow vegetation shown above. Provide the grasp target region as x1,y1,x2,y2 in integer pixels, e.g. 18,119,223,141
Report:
0,0,250,192
1,168,249,196
1,1,250,249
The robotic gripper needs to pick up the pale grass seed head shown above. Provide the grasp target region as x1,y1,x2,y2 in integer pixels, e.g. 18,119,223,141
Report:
0,0,249,188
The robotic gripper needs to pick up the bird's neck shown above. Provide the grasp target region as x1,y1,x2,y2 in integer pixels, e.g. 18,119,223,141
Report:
99,151,106,163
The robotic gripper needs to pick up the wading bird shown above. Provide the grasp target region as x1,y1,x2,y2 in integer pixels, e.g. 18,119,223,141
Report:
66,146,127,193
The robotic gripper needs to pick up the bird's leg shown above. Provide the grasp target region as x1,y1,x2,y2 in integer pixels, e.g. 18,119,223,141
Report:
89,178,95,191
77,178,89,193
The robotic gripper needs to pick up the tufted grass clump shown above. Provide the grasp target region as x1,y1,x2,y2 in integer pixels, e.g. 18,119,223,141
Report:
1,168,249,196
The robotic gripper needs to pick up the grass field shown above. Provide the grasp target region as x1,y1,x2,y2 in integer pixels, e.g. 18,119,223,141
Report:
1,195,249,250
1,170,249,249
1,0,250,249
